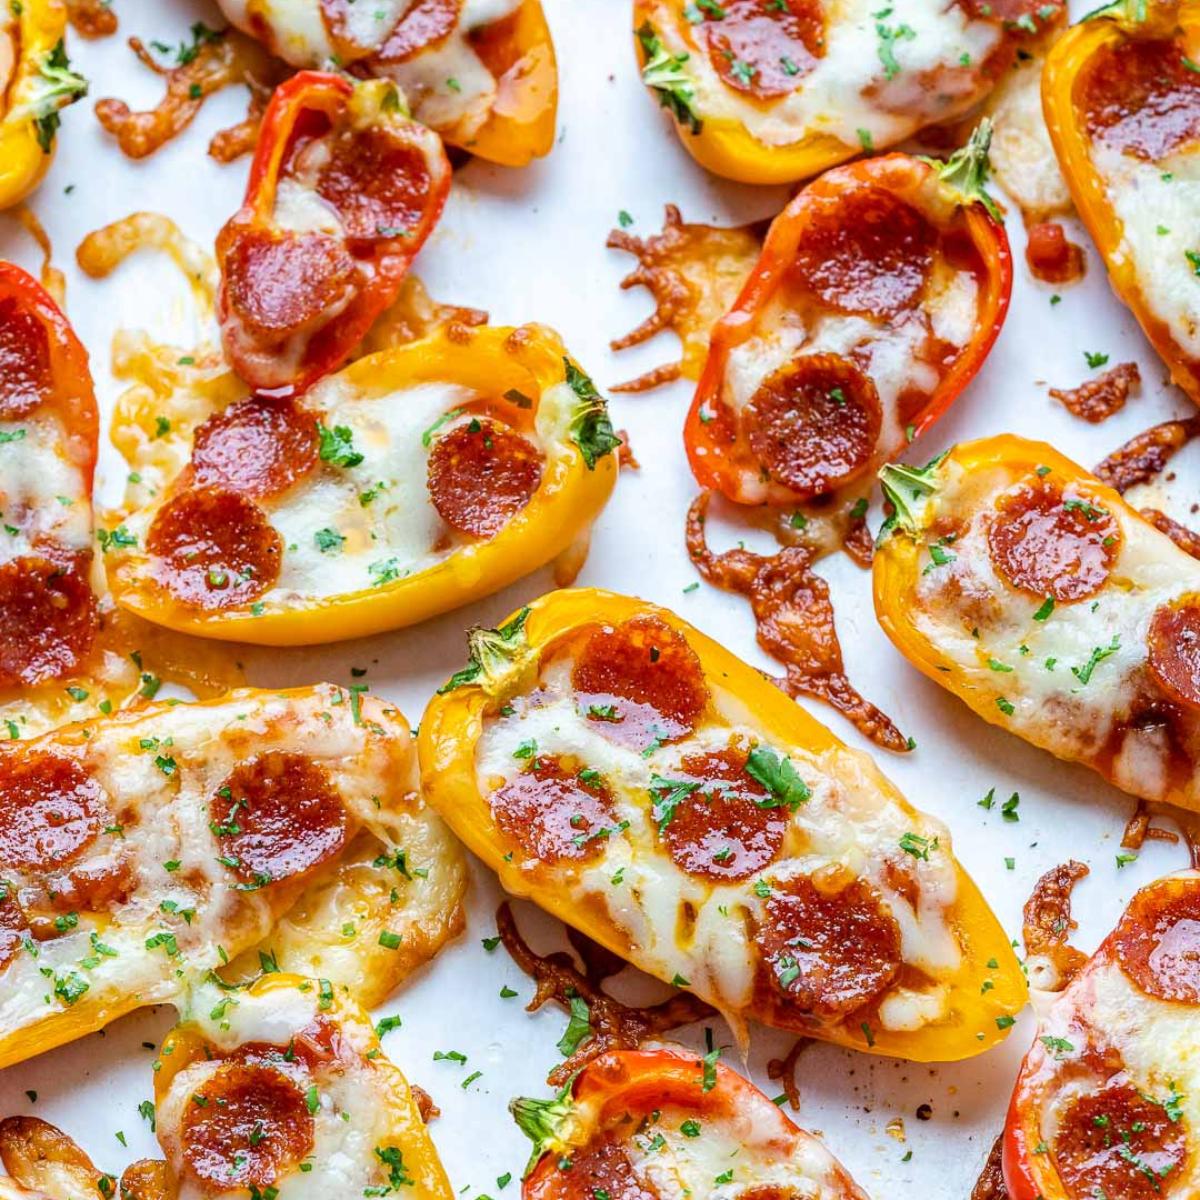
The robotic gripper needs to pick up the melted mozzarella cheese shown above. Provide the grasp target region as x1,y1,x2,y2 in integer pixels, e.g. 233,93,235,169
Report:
475,658,960,1033
0,413,90,564
1092,140,1200,361
652,0,1003,150
911,458,1200,806
0,688,403,1042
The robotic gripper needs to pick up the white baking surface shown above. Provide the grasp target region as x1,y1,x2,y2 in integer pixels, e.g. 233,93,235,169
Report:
1,2,1196,1195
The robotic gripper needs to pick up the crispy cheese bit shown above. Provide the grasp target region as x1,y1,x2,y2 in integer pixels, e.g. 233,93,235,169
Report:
986,476,1120,602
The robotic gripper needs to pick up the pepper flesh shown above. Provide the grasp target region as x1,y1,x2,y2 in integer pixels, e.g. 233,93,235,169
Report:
1043,0,1200,402
685,141,1011,507
215,70,451,397
104,325,619,645
0,0,87,209
419,587,1025,1062
872,433,1200,813
513,1048,868,1199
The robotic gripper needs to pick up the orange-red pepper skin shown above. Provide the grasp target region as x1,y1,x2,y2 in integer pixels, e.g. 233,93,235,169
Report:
216,70,450,398
514,1049,868,1200
1043,0,1200,403
0,261,98,488
685,147,1012,507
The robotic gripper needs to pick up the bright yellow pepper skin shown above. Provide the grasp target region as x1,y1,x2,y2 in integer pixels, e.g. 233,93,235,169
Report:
419,587,1026,1062
1043,0,1200,402
873,433,1200,812
0,0,87,209
153,974,453,1200
104,324,619,646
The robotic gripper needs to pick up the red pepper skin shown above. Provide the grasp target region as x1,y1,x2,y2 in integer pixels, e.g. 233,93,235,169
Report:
517,1049,867,1200
684,151,1012,507
0,262,98,487
215,70,451,398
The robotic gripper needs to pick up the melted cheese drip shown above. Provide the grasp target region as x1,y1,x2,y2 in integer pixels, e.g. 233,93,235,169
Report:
0,688,402,1041
652,0,1004,150
474,658,961,1033
911,458,1200,806
158,981,400,1200
1092,139,1200,361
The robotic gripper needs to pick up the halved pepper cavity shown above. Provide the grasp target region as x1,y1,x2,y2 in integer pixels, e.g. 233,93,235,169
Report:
419,587,1025,1062
216,69,451,397
685,126,1011,509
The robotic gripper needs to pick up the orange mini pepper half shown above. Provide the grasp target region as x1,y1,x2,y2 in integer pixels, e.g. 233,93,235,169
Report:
216,70,451,398
0,0,87,209
633,0,1062,185
511,1048,868,1199
104,325,619,646
873,433,1200,813
1043,0,1200,402
685,127,1011,507
1003,870,1200,1199
419,587,1025,1062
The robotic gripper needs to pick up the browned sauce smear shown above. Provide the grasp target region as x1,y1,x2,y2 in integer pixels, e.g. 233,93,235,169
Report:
606,205,765,393
969,1134,1010,1200
1023,860,1089,992
66,0,118,37
496,902,714,1087
686,492,910,752
1122,798,1182,852
95,30,289,162
1050,361,1139,424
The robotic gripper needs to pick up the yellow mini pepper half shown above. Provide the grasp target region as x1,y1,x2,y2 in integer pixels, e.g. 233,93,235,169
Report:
103,324,620,646
0,0,87,209
419,587,1025,1062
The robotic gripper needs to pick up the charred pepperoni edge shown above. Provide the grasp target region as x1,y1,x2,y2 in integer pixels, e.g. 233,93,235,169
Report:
685,154,1010,506
210,752,348,888
215,70,450,398
1112,873,1200,1003
985,475,1121,603
488,754,618,865
190,395,321,501
570,616,710,749
426,418,545,538
0,263,98,483
1080,35,1200,162
145,485,284,611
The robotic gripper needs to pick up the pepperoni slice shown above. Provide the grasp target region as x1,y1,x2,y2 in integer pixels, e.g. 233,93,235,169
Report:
147,485,283,610
0,556,98,688
1051,1080,1188,1200
534,1137,658,1200
191,397,319,500
222,228,357,339
0,295,51,420
700,0,824,99
373,0,461,63
427,418,543,539
0,751,105,872
1113,875,1200,1003
658,748,786,881
986,477,1120,603
788,186,935,319
211,752,347,888
755,873,901,1021
314,127,434,244
959,0,1063,23
571,616,709,752
490,756,618,865
1082,37,1200,161
743,353,881,499
1148,598,1200,710
181,1061,314,1190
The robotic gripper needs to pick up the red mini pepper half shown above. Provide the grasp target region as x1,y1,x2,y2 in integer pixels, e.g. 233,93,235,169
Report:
0,261,100,689
512,1049,868,1200
216,70,451,397
685,125,1012,508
